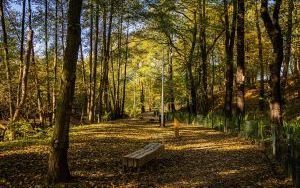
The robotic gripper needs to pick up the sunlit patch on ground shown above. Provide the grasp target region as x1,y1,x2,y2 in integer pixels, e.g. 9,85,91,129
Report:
0,119,293,187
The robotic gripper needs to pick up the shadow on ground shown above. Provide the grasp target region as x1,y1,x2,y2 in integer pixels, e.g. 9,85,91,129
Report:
0,119,292,187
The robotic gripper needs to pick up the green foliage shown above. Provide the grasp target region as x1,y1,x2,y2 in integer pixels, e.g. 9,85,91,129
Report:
284,120,300,142
5,121,34,140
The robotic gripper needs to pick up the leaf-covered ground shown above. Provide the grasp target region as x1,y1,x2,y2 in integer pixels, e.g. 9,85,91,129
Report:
0,119,293,187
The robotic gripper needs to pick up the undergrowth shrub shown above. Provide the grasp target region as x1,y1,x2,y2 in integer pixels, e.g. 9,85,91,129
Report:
5,121,34,140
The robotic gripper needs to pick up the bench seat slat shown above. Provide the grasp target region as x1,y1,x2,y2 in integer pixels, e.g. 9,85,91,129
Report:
122,143,164,169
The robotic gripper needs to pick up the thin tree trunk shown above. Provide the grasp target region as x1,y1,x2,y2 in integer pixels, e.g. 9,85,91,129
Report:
52,0,59,123
121,19,129,116
99,5,107,121
60,0,65,58
0,0,13,120
104,2,114,113
223,0,237,133
47,0,82,183
80,43,87,123
17,0,26,109
282,0,294,105
236,0,245,131
116,5,123,118
44,0,51,123
32,40,44,124
87,0,93,123
260,0,284,160
13,0,33,122
168,44,175,113
255,0,265,111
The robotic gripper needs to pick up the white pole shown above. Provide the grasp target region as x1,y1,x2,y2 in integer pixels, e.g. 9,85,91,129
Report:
161,51,164,127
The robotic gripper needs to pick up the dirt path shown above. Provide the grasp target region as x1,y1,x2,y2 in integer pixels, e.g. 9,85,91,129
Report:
0,119,292,187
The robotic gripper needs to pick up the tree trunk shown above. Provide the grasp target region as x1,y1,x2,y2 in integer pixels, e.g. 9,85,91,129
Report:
13,0,33,122
87,0,93,123
45,0,51,123
80,43,87,123
32,40,44,124
99,5,107,121
260,0,284,160
0,0,13,120
255,0,265,111
89,1,99,123
282,0,294,105
236,0,245,131
17,0,26,110
121,19,129,116
223,0,237,133
47,0,82,183
187,12,198,115
52,0,59,123
168,44,175,113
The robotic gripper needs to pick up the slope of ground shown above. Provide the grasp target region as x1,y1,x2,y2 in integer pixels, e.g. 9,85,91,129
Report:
0,119,292,187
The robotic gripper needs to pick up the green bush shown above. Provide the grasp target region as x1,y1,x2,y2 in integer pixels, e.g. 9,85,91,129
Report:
5,121,35,141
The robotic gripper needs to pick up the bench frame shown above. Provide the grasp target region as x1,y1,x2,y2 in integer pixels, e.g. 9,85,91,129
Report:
122,143,164,172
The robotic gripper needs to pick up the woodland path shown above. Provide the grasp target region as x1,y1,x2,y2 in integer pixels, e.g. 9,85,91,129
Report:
0,118,292,187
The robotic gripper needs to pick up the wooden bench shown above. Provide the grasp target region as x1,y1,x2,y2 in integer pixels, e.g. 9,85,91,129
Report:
122,143,164,172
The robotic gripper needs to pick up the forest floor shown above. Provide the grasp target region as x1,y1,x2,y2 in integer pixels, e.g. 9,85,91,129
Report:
0,118,293,187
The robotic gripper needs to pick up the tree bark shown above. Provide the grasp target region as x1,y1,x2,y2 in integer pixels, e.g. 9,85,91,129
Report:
223,0,237,133
13,0,33,122
45,0,51,123
260,0,284,160
168,44,175,113
0,0,13,120
282,0,294,105
47,0,82,183
121,19,129,116
32,40,44,124
187,12,198,115
89,1,99,123
17,0,26,109
236,0,245,131
52,0,59,123
255,0,265,111
87,0,93,123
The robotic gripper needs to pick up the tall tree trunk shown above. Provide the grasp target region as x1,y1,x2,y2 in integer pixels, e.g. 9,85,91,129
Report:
187,12,198,115
104,2,114,113
89,1,99,123
12,0,33,122
0,0,13,120
223,0,237,133
199,0,208,115
168,44,175,113
99,5,107,121
87,0,93,123
17,0,26,109
282,0,294,105
236,0,245,131
52,0,59,123
116,4,123,118
261,0,284,160
32,40,44,124
47,0,82,183
255,0,265,111
45,0,51,123
80,43,87,123
121,19,129,116
60,0,65,58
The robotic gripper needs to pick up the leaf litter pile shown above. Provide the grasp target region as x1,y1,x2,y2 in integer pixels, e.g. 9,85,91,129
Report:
0,119,293,187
